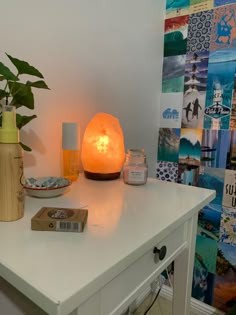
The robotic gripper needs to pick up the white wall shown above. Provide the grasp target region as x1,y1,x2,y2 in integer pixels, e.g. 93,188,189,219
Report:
1,0,164,178
0,1,165,313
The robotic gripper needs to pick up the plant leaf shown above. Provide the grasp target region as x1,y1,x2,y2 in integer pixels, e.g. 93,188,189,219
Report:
9,81,34,109
0,89,9,100
20,141,32,151
0,62,19,81
26,80,50,89
6,53,44,78
16,113,37,129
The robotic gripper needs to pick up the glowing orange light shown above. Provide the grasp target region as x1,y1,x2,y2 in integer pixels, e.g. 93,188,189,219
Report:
81,112,125,180
95,135,110,153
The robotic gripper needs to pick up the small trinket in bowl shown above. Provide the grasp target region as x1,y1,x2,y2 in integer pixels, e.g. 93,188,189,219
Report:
24,177,71,198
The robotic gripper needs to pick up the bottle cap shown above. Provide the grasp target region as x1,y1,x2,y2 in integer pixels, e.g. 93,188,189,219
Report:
62,122,79,150
0,106,19,143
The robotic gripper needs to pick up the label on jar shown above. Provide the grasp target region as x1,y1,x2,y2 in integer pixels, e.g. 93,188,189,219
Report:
128,169,145,183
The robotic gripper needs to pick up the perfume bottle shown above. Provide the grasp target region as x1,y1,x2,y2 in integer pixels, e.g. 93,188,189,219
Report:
0,105,24,221
62,122,80,181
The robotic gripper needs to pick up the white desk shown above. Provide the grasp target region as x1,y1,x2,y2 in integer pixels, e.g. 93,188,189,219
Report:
0,176,215,315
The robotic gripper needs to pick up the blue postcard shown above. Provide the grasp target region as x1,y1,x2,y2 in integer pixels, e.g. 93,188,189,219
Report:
162,55,186,93
166,0,190,18
198,167,225,207
158,128,180,163
201,130,230,168
179,128,203,165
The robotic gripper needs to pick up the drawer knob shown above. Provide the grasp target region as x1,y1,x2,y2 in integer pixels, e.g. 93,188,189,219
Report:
153,246,167,261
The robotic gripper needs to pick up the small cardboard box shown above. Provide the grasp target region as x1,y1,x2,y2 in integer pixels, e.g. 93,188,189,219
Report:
31,207,88,233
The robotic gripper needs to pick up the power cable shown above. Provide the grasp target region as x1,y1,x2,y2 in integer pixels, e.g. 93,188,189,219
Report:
143,287,161,315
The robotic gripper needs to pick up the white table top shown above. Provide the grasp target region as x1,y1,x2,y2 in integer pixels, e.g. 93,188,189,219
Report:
0,176,215,315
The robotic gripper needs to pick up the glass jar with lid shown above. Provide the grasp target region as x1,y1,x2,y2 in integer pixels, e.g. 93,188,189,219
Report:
123,149,148,185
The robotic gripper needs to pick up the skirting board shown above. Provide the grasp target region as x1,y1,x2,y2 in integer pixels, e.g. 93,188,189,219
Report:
132,284,224,315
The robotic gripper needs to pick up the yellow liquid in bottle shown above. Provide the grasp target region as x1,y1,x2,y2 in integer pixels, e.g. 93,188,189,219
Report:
63,150,80,181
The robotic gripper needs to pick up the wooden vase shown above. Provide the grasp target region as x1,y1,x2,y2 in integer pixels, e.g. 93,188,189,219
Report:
0,143,24,221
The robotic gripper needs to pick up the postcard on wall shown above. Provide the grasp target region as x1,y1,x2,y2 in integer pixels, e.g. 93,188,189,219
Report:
179,128,202,165
215,0,236,6
220,207,236,246
158,128,180,163
162,55,186,93
166,0,190,19
164,15,189,57
178,163,200,185
207,48,236,92
226,131,236,170
187,10,213,53
156,161,178,182
182,52,209,128
210,4,236,51
198,167,225,208
198,204,222,241
192,264,215,305
213,242,236,313
160,93,183,128
223,169,236,208
195,234,218,274
193,236,216,306
190,0,213,14
204,89,232,130
201,129,230,169
230,73,236,129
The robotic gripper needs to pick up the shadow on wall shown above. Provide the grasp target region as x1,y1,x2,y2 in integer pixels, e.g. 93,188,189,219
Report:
21,129,47,168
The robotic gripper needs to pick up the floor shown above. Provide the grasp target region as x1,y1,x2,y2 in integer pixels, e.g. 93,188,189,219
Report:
132,294,199,315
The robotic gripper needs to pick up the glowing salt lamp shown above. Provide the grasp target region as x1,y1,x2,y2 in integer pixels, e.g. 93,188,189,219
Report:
81,112,125,180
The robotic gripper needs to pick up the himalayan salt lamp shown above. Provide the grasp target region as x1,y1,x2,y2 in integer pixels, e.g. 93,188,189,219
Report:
81,112,125,180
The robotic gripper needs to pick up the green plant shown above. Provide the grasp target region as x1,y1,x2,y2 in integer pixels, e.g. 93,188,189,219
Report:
0,53,49,150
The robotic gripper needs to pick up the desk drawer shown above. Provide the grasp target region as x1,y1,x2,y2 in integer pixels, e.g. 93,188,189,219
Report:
101,224,186,315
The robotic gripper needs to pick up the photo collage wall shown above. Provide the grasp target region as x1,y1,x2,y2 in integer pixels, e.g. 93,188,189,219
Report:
157,0,236,312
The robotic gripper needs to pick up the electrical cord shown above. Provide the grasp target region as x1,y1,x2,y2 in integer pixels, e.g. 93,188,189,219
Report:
143,287,161,315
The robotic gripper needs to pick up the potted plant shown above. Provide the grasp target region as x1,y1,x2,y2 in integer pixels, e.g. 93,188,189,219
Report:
0,53,49,151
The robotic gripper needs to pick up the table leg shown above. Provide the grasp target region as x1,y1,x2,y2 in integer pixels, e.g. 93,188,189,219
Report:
172,213,198,315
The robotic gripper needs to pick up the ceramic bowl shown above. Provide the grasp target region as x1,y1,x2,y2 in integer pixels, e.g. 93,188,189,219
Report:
24,177,72,198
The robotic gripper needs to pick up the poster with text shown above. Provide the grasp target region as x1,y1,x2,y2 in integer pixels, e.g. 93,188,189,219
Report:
204,89,232,130
190,0,213,14
160,93,183,128
223,169,236,208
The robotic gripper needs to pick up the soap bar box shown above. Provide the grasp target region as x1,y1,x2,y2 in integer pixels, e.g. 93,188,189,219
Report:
31,207,88,233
